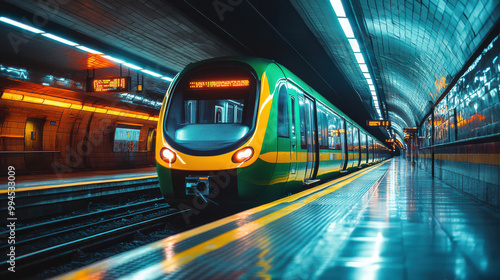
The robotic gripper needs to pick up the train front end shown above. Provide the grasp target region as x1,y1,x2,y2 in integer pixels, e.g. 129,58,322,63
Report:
156,59,276,210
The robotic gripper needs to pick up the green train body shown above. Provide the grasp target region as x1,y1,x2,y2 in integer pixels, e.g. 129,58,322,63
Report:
156,57,390,210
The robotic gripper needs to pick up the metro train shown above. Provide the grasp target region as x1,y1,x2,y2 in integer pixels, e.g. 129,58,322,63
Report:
156,57,391,209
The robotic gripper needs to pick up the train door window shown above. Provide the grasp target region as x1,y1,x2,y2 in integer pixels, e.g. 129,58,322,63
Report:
215,106,224,123
299,95,306,149
277,86,290,138
327,113,342,150
227,104,235,123
316,103,329,149
290,96,296,138
235,107,243,123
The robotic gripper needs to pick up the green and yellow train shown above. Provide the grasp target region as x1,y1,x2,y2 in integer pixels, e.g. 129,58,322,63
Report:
156,57,391,209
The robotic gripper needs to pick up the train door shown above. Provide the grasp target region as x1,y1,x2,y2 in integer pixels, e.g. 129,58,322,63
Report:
353,127,360,167
275,84,291,183
25,117,45,170
340,119,348,171
346,123,353,168
289,95,298,180
299,93,318,183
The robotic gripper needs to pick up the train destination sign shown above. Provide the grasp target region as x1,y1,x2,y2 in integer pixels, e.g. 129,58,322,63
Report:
366,120,391,127
90,77,130,93
189,79,250,89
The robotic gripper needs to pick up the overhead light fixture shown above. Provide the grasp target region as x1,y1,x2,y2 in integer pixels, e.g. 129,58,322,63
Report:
369,85,375,91
366,78,373,85
0,16,174,84
141,69,162,77
103,55,125,64
0,17,44,34
42,33,78,46
124,63,143,70
348,39,360,52
363,73,371,79
338,18,354,38
330,0,346,17
359,64,369,73
354,53,365,64
76,46,103,54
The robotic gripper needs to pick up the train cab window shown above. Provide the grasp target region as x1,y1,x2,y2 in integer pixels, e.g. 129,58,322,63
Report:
277,86,290,138
164,65,258,154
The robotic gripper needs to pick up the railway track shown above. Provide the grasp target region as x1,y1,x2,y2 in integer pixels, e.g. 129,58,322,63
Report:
0,176,161,220
0,208,188,279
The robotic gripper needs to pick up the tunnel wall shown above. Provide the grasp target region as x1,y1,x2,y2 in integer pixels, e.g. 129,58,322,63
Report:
0,96,157,176
418,34,500,208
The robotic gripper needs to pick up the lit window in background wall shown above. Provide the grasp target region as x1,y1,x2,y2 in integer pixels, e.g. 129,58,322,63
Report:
329,0,382,118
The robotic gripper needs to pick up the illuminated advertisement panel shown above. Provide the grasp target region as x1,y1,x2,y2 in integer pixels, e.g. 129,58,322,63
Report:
113,127,140,152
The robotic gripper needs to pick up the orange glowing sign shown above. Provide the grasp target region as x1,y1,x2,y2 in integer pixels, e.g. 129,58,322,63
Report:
189,79,250,89
91,77,130,92
366,120,390,127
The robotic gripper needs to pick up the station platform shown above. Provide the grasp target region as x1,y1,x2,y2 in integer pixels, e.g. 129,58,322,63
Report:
56,157,500,280
0,166,157,192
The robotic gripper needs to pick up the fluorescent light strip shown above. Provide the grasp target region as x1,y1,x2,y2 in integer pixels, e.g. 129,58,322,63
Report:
103,55,125,64
76,45,103,54
359,64,369,73
364,73,371,79
366,78,373,85
0,17,44,34
42,33,78,46
369,85,375,91
141,69,162,77
354,53,365,64
348,39,360,52
0,16,175,84
338,18,354,38
330,0,346,17
124,63,142,70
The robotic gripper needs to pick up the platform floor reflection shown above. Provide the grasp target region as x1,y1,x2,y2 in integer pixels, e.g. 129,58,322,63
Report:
57,158,500,280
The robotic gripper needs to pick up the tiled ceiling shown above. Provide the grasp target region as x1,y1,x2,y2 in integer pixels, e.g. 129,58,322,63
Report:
291,0,499,135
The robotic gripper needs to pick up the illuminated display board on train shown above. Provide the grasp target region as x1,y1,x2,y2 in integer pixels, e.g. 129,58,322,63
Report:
91,77,130,92
189,79,250,89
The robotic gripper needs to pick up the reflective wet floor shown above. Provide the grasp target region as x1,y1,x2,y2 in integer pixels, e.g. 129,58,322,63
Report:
57,158,500,280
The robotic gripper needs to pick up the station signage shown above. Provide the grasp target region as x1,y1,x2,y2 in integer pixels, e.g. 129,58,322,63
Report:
89,77,131,93
403,128,418,133
366,120,391,127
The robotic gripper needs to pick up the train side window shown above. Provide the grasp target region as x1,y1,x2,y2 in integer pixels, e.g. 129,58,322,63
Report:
299,95,306,149
277,86,290,138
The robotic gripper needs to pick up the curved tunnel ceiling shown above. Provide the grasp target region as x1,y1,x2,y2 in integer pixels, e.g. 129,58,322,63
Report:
292,0,499,136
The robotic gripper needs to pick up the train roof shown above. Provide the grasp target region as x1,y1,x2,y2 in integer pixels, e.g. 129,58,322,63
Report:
181,57,388,147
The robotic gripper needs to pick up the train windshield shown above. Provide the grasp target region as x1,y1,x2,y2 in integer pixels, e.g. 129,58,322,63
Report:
164,65,258,154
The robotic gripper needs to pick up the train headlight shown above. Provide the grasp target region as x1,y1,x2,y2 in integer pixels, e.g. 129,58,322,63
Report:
160,147,176,163
232,147,254,163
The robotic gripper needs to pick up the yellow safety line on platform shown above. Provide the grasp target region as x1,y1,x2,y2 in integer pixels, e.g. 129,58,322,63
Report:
66,160,388,279
158,163,386,274
56,160,390,280
0,175,158,194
